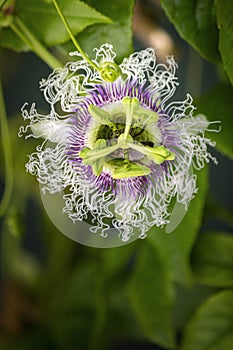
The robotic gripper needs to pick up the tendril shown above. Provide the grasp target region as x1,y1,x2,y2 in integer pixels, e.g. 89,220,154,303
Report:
52,0,121,82
99,62,122,82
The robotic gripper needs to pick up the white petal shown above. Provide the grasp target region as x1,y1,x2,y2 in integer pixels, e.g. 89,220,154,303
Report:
177,114,209,134
30,120,70,143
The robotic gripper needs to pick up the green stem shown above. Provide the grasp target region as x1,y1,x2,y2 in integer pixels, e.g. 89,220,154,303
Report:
0,0,7,10
10,16,62,69
0,78,13,217
51,0,100,71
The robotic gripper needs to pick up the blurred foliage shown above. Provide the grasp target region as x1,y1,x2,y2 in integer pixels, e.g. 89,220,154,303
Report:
217,0,233,85
63,0,134,62
0,0,112,51
191,232,233,288
181,291,233,350
0,0,233,350
195,84,233,159
160,0,220,63
148,167,208,287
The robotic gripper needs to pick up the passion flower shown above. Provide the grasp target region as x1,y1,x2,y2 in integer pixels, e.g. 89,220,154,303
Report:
20,44,217,244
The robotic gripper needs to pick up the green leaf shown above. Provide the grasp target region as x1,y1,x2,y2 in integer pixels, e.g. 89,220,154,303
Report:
0,0,7,8
195,84,233,159
127,242,175,349
108,286,143,340
0,329,56,350
217,0,233,85
48,263,99,349
16,0,112,46
0,0,112,51
173,284,217,331
191,232,233,287
101,241,137,276
7,116,41,203
148,166,208,286
0,27,28,51
181,290,233,350
1,218,41,289
69,0,134,62
160,0,220,63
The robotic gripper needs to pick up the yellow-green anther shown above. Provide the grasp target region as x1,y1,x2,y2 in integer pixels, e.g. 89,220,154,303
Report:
80,139,108,176
99,62,122,82
144,145,175,163
80,141,120,165
165,152,176,160
127,141,175,164
79,146,91,158
88,104,115,127
122,97,139,140
111,161,151,179
151,145,171,157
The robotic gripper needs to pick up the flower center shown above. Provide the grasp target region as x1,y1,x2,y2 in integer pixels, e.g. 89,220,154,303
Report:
79,97,175,178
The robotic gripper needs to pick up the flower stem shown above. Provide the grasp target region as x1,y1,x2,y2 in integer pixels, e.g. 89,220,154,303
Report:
10,16,62,69
0,77,13,217
51,0,100,71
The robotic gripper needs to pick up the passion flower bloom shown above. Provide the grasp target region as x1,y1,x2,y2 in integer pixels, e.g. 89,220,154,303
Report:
20,44,217,243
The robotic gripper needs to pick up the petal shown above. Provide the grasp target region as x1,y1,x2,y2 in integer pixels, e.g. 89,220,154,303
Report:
30,120,70,143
